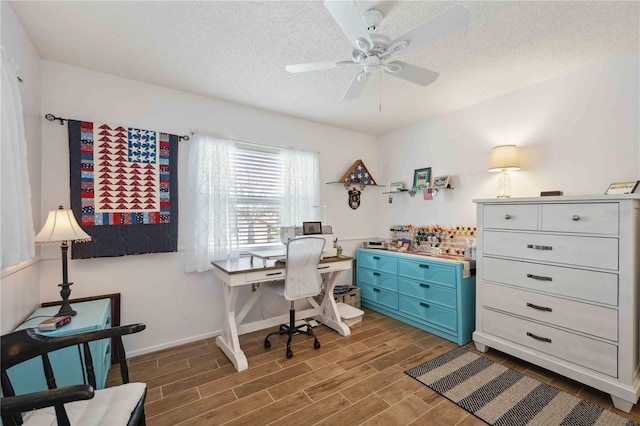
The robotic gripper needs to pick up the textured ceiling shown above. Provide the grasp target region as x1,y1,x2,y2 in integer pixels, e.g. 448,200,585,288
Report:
9,1,639,136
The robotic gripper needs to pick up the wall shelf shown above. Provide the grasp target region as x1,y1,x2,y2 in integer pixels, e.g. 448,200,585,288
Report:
384,186,454,198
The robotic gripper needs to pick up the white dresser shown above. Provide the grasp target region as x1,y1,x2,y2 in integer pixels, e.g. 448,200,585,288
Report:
473,195,640,412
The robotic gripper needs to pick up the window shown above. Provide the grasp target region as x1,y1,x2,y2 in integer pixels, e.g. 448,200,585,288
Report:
184,134,320,272
233,144,283,251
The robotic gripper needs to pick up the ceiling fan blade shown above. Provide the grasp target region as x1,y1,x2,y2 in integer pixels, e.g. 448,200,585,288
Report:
285,61,343,73
385,61,439,86
324,1,373,51
343,72,369,101
388,4,470,54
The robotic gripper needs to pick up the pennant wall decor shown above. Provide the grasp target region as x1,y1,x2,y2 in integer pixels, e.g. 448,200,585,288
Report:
68,120,178,258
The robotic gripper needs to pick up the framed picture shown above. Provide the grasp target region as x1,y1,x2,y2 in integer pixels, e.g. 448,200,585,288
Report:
413,167,431,188
433,175,451,189
605,181,640,195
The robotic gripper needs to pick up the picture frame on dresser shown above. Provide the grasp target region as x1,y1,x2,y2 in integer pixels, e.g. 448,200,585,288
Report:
605,180,639,195
413,167,431,188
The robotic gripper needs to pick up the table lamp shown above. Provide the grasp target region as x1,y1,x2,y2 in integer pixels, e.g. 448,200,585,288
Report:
488,145,520,198
35,206,91,317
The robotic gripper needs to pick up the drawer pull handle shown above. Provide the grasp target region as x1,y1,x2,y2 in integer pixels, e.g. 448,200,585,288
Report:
373,288,381,293
504,214,512,220
419,264,430,269
373,272,381,276
420,302,430,308
266,272,283,277
527,274,552,282
419,283,430,288
527,244,553,250
526,302,552,312
527,332,552,343
373,256,380,260
318,266,330,270
572,215,580,221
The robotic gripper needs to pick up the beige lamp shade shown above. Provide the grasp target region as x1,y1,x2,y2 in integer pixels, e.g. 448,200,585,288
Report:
35,206,91,245
488,145,520,172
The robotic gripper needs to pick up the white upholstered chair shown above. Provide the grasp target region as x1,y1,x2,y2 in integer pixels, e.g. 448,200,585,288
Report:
264,236,325,359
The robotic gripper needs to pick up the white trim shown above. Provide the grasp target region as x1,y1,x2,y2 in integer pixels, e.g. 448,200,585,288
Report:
126,330,222,358
1,256,40,278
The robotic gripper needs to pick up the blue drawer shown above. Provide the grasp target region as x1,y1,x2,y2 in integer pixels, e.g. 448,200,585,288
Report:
359,283,398,310
399,295,457,332
357,251,397,274
398,259,457,288
357,268,398,292
398,277,457,309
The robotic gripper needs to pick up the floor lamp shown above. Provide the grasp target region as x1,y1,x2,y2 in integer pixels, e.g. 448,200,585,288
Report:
35,206,91,317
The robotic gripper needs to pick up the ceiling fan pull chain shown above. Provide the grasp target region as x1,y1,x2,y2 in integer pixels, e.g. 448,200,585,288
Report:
379,68,382,112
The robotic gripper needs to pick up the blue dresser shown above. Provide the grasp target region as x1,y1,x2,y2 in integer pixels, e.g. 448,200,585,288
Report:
357,248,476,345
8,299,112,395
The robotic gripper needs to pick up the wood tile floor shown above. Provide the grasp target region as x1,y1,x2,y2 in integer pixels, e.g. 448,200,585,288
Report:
109,309,640,425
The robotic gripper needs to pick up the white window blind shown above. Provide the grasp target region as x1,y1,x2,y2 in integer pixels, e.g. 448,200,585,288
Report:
232,145,282,251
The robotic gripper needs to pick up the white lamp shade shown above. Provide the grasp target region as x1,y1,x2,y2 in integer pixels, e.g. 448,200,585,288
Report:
488,145,520,172
35,206,91,245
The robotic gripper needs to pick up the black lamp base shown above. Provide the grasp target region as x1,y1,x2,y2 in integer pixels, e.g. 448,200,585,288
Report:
56,281,77,317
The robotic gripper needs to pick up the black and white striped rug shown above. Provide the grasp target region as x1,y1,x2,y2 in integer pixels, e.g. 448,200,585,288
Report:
405,347,639,426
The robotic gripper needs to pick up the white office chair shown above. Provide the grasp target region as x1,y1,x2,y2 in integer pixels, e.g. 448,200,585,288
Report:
264,236,326,359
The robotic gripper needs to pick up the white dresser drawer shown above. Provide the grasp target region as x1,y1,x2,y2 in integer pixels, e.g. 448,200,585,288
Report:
483,231,618,270
482,309,617,377
483,257,618,306
541,203,619,235
483,283,618,341
483,204,538,230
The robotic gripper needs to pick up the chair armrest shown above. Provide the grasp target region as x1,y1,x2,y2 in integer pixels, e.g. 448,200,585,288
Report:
40,324,146,352
1,384,94,414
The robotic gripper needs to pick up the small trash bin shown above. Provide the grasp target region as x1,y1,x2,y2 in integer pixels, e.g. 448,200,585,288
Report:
336,302,364,328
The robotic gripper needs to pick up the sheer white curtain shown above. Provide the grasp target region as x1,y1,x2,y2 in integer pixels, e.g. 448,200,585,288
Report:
184,133,239,272
280,149,320,226
1,47,35,269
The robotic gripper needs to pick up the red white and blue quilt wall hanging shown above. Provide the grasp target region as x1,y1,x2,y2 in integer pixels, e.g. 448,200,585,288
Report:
68,120,178,259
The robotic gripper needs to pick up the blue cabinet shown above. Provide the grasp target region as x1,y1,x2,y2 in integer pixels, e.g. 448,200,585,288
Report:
8,299,112,396
357,248,476,345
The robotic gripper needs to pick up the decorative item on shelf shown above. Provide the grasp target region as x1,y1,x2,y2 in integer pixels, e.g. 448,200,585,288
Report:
35,206,92,317
605,181,639,195
433,175,452,189
413,167,432,189
328,159,382,210
389,182,404,192
488,145,520,198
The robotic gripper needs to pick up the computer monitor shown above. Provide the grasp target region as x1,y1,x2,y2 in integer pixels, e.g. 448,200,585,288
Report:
302,221,322,235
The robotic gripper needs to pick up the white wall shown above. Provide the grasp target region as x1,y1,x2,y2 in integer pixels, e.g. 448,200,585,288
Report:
377,52,640,234
39,61,378,354
1,1,43,332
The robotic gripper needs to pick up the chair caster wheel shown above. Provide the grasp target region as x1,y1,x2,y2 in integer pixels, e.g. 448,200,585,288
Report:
286,350,293,359
264,339,271,349
314,340,321,349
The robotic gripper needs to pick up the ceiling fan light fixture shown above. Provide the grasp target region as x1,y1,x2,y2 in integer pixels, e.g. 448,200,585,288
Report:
351,49,366,63
355,37,370,52
384,62,403,73
387,40,409,55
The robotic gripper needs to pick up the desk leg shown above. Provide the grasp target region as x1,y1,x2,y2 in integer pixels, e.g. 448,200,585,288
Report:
215,285,249,372
315,271,350,336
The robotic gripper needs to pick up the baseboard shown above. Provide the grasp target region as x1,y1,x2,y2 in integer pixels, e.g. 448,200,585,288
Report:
127,329,222,358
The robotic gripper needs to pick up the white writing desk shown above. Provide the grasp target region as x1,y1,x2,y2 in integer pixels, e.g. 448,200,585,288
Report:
212,255,354,372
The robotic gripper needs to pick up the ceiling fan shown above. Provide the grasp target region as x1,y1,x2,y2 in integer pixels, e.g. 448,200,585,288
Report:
286,2,470,101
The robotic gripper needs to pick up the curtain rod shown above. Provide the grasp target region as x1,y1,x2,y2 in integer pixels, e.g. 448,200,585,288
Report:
190,130,319,154
44,114,190,141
